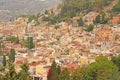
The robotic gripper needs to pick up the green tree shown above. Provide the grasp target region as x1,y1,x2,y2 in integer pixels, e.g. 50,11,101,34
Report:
59,68,70,80
87,24,94,32
2,55,6,67
71,66,87,80
94,15,101,24
113,0,120,12
95,55,108,62
16,36,19,44
100,11,108,24
5,36,19,44
0,43,2,55
28,15,38,22
26,37,34,49
47,61,58,80
18,62,31,80
9,49,15,62
57,65,61,75
0,65,5,72
43,0,113,23
85,55,120,80
51,61,57,70
78,18,84,26
4,61,17,80
112,54,120,71
101,18,108,24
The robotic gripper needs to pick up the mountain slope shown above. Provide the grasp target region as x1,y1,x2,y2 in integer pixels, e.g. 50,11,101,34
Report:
0,0,62,21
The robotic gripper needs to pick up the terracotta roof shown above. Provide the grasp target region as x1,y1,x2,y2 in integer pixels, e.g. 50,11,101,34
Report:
111,14,120,24
95,28,114,41
2,29,14,35
61,63,79,72
29,61,41,67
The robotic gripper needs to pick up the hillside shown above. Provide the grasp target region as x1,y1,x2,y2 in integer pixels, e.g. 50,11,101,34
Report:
43,0,114,23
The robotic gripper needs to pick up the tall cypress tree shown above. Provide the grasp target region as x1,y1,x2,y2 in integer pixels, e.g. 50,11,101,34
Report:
16,36,19,44
78,18,84,26
0,43,2,55
27,37,34,49
57,65,61,75
9,49,15,62
94,15,101,24
2,55,6,67
47,61,58,80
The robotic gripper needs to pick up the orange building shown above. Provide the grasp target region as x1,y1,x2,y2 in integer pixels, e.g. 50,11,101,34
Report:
111,14,120,24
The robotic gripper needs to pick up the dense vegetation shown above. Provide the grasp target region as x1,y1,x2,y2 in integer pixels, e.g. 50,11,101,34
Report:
47,55,120,80
0,62,31,80
0,43,3,56
113,0,120,13
21,37,35,49
9,49,16,63
26,37,35,49
1,49,120,80
0,49,32,80
86,24,94,32
28,15,38,22
93,11,109,24
5,36,19,44
43,0,113,23
112,54,120,71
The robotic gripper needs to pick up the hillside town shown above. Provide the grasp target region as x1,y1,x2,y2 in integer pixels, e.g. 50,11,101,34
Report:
0,0,120,80
0,11,120,79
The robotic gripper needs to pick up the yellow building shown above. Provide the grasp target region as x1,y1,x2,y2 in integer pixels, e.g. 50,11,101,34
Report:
36,65,48,75
79,57,88,65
